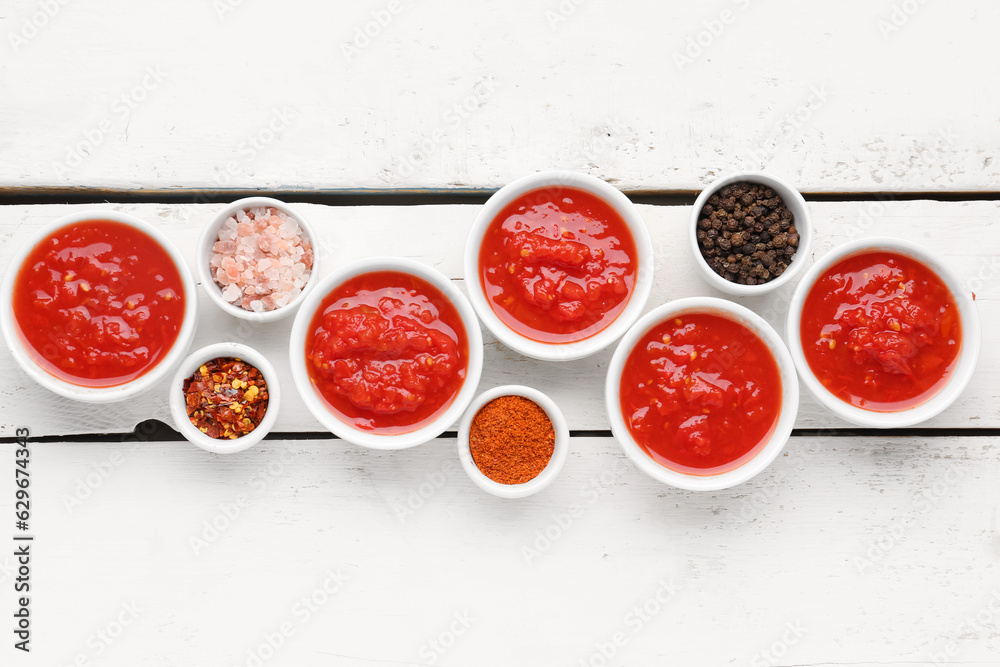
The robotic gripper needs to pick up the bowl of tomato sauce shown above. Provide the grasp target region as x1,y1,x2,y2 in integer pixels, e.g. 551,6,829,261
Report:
787,237,981,427
289,257,483,449
606,297,799,490
0,211,199,402
464,171,654,361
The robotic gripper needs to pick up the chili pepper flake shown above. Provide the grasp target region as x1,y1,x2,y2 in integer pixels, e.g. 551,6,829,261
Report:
182,357,269,439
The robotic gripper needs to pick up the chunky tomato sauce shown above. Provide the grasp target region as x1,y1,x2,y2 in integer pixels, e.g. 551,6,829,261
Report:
801,251,961,411
306,271,469,433
479,186,638,343
620,313,782,474
12,220,186,387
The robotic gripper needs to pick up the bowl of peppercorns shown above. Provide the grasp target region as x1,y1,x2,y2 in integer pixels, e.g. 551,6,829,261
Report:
169,342,280,454
690,172,812,295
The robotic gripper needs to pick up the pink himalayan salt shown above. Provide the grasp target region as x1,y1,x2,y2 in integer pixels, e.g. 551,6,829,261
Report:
210,206,314,312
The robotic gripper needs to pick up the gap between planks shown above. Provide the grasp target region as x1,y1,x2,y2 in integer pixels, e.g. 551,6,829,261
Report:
3,424,1000,445
3,188,1000,207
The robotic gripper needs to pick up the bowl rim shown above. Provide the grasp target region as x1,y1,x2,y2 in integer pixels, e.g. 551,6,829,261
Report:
688,171,813,296
0,209,199,403
785,236,982,428
456,384,570,498
463,170,654,361
605,296,799,491
169,342,281,454
288,256,484,450
197,196,320,323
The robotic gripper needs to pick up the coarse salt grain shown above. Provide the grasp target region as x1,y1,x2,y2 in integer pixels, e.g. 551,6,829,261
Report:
210,206,314,312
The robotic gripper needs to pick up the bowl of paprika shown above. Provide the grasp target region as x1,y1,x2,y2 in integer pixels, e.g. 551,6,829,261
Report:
458,385,570,498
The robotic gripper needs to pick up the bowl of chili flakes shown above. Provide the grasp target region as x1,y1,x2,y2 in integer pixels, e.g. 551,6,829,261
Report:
169,342,281,453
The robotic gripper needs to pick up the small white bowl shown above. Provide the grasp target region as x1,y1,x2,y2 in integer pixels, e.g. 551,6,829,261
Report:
169,343,280,454
457,385,570,499
289,257,483,450
463,171,654,361
786,237,981,428
606,297,799,491
689,171,812,296
0,210,198,403
197,197,320,323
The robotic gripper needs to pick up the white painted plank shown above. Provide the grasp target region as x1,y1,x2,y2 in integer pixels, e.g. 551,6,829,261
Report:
4,435,998,665
2,0,999,193
0,200,997,437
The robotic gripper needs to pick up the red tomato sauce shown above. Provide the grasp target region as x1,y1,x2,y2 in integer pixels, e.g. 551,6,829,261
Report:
12,220,186,387
619,313,782,474
801,251,961,411
306,271,469,433
478,186,638,343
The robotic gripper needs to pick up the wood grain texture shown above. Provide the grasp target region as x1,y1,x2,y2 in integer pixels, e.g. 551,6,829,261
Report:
2,0,998,193
1,200,996,437
3,434,997,665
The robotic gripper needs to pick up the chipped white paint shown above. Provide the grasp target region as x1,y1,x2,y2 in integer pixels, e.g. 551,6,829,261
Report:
2,0,998,193
0,200,996,436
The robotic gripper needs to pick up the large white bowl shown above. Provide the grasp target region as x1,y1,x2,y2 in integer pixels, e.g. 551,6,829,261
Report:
689,171,812,296
464,171,654,361
169,343,281,454
786,237,981,428
289,257,483,449
197,197,320,323
606,297,799,491
0,210,198,403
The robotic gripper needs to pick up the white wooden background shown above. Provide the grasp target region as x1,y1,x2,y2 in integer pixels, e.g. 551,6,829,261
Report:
2,1,1000,666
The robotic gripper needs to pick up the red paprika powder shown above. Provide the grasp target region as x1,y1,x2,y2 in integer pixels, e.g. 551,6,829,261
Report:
469,395,555,485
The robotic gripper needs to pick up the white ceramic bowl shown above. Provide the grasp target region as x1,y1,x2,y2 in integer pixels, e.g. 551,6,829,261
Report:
197,197,320,323
457,385,570,498
289,257,483,449
606,297,799,491
169,343,280,454
464,171,654,361
689,171,812,296
786,237,981,428
0,210,198,403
